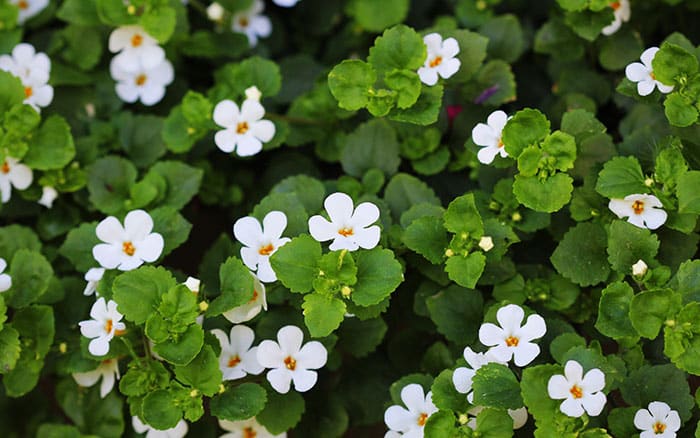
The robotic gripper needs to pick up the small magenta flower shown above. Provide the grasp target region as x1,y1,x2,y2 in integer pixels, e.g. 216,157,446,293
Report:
92,210,164,271
547,360,606,418
609,194,667,230
72,358,120,398
384,384,438,437
417,33,460,86
79,297,126,356
625,47,674,96
211,325,264,381
233,211,290,283
472,110,509,165
478,304,546,367
634,401,681,438
0,258,11,293
308,192,381,251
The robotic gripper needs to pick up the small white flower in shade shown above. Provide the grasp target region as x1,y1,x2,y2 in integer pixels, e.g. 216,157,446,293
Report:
233,211,290,283
453,347,505,403
417,33,461,86
601,0,630,36
9,0,49,24
632,259,648,277
207,2,225,22
478,304,546,367
256,325,327,393
79,297,126,356
133,416,188,438
272,0,300,7
110,57,174,106
478,236,494,252
108,25,165,73
0,43,53,111
245,85,262,101
625,47,674,96
72,358,120,398
211,325,264,381
308,192,381,251
83,267,105,296
384,384,438,437
634,401,681,438
184,276,200,293
0,258,11,293
547,360,606,418
37,186,57,208
609,194,667,230
213,97,276,157
222,274,267,323
231,0,272,47
219,417,286,438
472,110,509,165
92,209,164,271
0,156,33,203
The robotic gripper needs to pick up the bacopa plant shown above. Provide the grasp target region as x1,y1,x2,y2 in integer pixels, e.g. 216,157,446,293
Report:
1,0,700,437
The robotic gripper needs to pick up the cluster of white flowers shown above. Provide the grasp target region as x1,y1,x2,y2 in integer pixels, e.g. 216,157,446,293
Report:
0,258,11,293
471,110,510,165
0,42,53,112
418,33,461,86
384,384,438,437
108,25,174,106
601,0,630,36
608,193,667,230
214,86,276,157
626,47,674,97
0,156,32,204
9,0,48,24
219,417,286,438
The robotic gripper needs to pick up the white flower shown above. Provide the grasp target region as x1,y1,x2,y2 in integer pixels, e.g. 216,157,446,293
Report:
478,236,494,252
233,211,290,282
272,0,300,7
222,274,267,323
38,186,57,208
308,192,381,251
72,358,120,398
9,0,48,24
219,417,286,438
213,97,275,157
245,85,262,101
601,0,630,36
133,416,188,438
384,384,438,437
632,259,648,277
634,401,681,438
417,33,461,86
547,360,606,418
83,267,105,296
207,2,225,21
0,156,33,203
79,298,126,356
0,258,11,293
256,325,327,393
472,110,509,165
211,325,264,381
92,209,164,271
478,304,546,367
231,0,272,47
453,347,505,403
110,57,174,106
108,25,165,72
609,194,667,230
0,43,53,111
625,47,674,96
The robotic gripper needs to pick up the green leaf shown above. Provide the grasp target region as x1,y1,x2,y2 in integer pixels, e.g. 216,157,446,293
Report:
0,326,20,374
595,282,637,340
384,173,441,220
142,389,181,430
346,0,409,32
512,173,573,213
0,225,41,257
652,42,699,85
480,14,525,63
351,247,403,306
213,56,281,99
521,364,569,424
677,171,700,214
542,131,577,171
6,249,53,308
112,266,176,324
256,389,305,434
119,358,169,397
444,193,484,237
139,6,176,44
302,294,346,338
444,252,487,289
501,108,550,157
664,92,698,127
150,207,192,257
595,156,647,198
550,333,587,364
55,378,124,437
56,0,101,26
674,260,700,303
270,235,322,294
551,222,610,286
472,363,523,410
87,156,137,215
271,175,326,214
655,147,688,192
475,408,514,437
389,84,444,126
208,256,255,316
385,69,421,109
426,285,483,345
145,161,203,210
423,410,458,436
629,289,681,339
341,120,400,178
152,324,204,366
252,192,309,237
620,364,695,421
116,113,166,169
663,302,700,375
607,220,660,274
211,382,267,422
328,60,376,111
403,215,448,264
0,71,24,114
174,345,223,397
367,24,426,76
58,222,99,273
337,317,387,358
430,369,470,413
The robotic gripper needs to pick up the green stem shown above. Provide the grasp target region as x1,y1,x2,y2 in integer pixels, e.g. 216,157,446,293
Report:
120,336,140,361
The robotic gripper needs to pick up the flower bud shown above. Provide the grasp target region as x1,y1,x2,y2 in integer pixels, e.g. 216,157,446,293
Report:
478,236,494,252
207,2,225,21
632,259,648,277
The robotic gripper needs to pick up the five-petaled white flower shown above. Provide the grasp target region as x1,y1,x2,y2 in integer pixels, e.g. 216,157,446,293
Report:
601,0,630,36
72,358,120,398
38,186,57,208
219,417,286,438
213,97,276,157
453,347,506,403
0,42,53,111
417,33,461,86
0,258,11,293
625,47,674,97
232,0,272,47
233,211,290,283
547,360,606,418
83,267,106,296
472,110,510,165
257,325,327,393
133,416,189,438
222,273,268,323
211,325,264,381
478,304,546,367
308,192,381,251
634,401,681,438
108,25,165,73
609,193,667,230
79,297,126,356
9,0,49,24
92,209,164,271
384,384,438,438
110,57,174,106
0,156,33,203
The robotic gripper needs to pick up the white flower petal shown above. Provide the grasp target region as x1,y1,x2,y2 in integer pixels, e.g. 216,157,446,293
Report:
452,367,475,394
634,408,655,431
8,162,32,190
351,202,380,228
308,216,336,242
236,134,264,157
512,342,540,367
477,145,500,164
478,322,504,347
92,243,124,270
256,339,285,368
134,233,164,263
353,226,380,250
250,119,276,143
266,367,292,393
291,368,318,392
637,79,656,97
547,374,571,399
295,341,327,370
581,391,606,416
214,100,241,128
417,67,438,86
0,274,11,293
385,405,414,432
640,47,659,68
559,397,585,417
262,211,288,240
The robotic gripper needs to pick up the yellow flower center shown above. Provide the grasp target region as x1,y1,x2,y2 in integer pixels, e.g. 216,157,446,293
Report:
1,161,9,174
131,34,143,47
429,56,443,68
338,227,354,237
611,1,620,10
248,289,258,303
505,336,519,347
243,427,257,438
122,241,135,256
135,74,147,86
258,243,274,256
632,200,645,215
227,355,241,368
284,356,296,370
237,121,249,134
18,0,28,9
239,17,249,28
24,86,33,98
417,412,429,426
569,384,583,399
497,138,504,149
653,422,666,434
104,319,113,334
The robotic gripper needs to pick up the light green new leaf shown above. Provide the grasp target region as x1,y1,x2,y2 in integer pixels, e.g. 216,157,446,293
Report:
367,25,426,76
512,173,573,213
595,156,647,199
677,171,700,214
403,215,448,264
210,382,267,422
302,294,346,338
652,42,699,85
328,60,376,111
444,252,486,289
629,289,681,339
501,108,550,157
270,235,322,294
444,193,484,237
352,247,403,306
112,266,176,324
174,345,223,397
